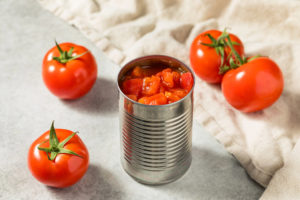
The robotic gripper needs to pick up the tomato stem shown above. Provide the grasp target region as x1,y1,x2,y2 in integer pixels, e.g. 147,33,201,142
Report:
201,30,241,74
225,35,244,65
52,41,89,64
38,121,83,161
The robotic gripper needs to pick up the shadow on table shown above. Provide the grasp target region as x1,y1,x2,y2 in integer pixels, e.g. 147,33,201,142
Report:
62,77,118,115
47,164,123,200
157,147,264,199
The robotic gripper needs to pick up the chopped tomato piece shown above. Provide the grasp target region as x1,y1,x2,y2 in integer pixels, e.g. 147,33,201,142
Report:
138,93,167,105
122,78,143,96
131,66,144,78
138,97,148,104
142,75,160,95
155,72,162,78
123,75,133,81
180,72,193,91
170,88,187,98
162,68,172,73
127,94,137,101
159,85,166,93
172,71,180,87
165,91,180,103
162,69,174,88
148,93,167,105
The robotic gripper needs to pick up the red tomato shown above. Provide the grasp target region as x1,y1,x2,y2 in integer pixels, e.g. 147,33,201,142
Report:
28,122,89,188
122,78,143,96
190,30,244,83
180,72,193,91
42,42,97,99
222,57,284,112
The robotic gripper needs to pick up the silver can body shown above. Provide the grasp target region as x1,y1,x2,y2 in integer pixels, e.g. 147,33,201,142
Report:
117,55,194,185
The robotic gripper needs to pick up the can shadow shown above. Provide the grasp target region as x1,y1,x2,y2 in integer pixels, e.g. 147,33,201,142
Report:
61,77,118,115
47,164,123,199
156,147,263,199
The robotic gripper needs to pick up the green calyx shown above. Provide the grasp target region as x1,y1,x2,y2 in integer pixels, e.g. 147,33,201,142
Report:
38,121,83,161
52,41,88,64
201,29,253,74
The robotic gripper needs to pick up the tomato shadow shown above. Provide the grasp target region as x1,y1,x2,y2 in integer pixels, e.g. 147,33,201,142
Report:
155,147,263,199
245,90,300,142
61,77,118,115
46,164,123,199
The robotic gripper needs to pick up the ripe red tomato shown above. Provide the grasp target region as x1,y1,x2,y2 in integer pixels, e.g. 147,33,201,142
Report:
28,122,89,188
190,30,244,83
42,42,97,99
221,57,284,112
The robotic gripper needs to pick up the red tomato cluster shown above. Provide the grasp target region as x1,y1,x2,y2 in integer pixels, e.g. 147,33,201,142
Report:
121,66,193,105
190,29,284,112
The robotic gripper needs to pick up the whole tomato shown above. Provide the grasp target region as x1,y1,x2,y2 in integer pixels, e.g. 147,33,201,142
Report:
222,57,284,112
189,30,244,83
42,42,97,99
28,122,89,188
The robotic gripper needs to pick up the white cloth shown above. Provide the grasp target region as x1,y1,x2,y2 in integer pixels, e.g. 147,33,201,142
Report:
37,0,300,198
261,140,300,199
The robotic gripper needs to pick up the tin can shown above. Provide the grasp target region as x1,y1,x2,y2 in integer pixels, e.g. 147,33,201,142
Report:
117,55,194,185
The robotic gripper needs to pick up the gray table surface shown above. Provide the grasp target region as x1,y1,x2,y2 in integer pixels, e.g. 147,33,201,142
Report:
0,0,263,199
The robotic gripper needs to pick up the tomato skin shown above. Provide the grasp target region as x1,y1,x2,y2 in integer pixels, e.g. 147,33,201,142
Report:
28,129,89,188
189,30,244,83
42,43,97,99
221,57,284,112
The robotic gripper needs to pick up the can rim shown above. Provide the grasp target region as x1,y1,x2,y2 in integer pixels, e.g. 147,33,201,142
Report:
117,54,195,107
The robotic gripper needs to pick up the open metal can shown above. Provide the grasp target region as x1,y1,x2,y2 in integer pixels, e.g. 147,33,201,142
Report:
117,55,194,185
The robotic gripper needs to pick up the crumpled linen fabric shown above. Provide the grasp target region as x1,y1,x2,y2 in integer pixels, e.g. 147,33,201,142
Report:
37,0,300,198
